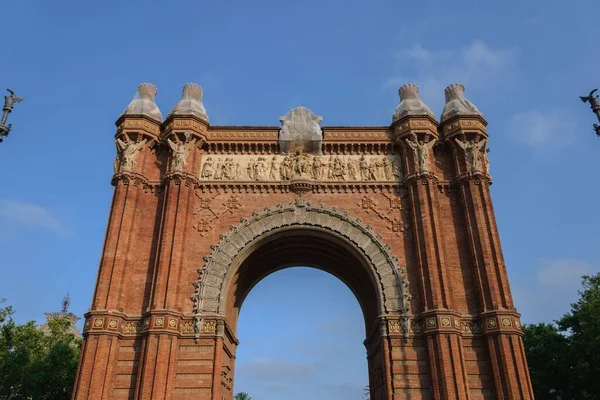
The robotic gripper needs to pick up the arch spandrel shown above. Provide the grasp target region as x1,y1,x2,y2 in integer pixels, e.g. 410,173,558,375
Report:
192,199,411,328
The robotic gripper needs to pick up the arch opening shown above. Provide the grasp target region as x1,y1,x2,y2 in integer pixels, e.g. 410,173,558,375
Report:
226,227,381,335
233,267,369,399
193,201,411,333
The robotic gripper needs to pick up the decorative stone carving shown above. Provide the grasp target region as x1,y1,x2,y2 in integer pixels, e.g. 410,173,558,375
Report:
198,153,401,182
279,107,323,155
358,193,410,237
121,83,162,122
441,83,482,122
167,83,209,122
405,133,435,173
484,147,491,175
192,200,411,319
392,83,436,123
167,132,197,172
455,138,487,173
192,193,244,237
116,135,148,171
200,157,214,178
193,314,202,341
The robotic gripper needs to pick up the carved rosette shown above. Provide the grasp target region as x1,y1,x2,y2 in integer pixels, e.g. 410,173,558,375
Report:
192,200,411,321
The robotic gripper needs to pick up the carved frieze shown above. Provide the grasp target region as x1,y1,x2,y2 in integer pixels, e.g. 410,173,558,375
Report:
199,153,401,183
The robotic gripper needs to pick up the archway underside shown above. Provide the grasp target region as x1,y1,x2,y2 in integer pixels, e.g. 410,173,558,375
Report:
227,228,381,335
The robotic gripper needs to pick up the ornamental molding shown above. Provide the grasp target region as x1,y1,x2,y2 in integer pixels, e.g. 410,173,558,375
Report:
192,199,412,326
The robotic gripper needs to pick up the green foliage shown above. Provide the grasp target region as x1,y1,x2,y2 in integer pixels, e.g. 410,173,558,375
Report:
234,392,252,400
523,273,600,400
0,300,81,400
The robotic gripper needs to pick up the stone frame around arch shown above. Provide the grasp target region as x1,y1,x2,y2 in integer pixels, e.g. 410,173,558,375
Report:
191,198,412,339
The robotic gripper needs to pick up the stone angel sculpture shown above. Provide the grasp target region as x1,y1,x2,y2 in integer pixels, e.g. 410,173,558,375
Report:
455,137,487,173
167,132,197,172
405,133,436,173
116,135,148,170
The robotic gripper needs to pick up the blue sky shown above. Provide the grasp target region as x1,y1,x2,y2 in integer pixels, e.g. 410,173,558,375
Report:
1,0,600,398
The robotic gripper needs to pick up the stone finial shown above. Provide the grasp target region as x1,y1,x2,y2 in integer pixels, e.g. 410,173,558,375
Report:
440,83,482,122
167,83,209,122
121,83,162,122
392,83,435,122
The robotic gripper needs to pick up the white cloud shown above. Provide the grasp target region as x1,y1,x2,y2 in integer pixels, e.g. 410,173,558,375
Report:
507,110,577,151
536,259,591,287
0,199,66,235
513,259,598,324
386,40,519,111
237,358,318,382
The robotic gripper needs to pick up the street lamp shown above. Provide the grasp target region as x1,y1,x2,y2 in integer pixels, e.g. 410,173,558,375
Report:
580,89,600,137
0,89,24,143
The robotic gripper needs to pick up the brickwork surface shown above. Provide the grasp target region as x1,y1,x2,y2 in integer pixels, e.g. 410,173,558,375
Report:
72,112,534,399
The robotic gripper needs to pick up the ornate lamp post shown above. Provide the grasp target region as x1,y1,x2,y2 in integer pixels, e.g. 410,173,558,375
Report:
0,89,24,143
580,89,600,137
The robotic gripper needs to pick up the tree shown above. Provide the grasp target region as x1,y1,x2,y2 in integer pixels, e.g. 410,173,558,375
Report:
363,384,370,399
0,300,81,400
557,273,600,399
234,392,252,400
522,323,570,399
523,273,600,400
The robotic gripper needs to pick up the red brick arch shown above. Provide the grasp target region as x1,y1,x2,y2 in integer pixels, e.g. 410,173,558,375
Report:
192,199,411,335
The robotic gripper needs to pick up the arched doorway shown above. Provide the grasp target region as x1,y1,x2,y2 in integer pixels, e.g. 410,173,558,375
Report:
234,267,368,399
192,200,411,400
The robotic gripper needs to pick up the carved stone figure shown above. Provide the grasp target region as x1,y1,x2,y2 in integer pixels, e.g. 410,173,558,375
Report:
167,132,196,172
235,161,243,180
400,315,411,341
293,150,311,178
246,158,255,180
220,158,229,180
331,156,346,180
269,156,280,180
279,107,323,155
311,156,324,180
484,147,491,175
455,138,487,173
359,155,369,180
254,157,268,180
383,157,393,180
347,158,359,180
405,134,435,173
281,155,293,180
193,314,202,339
116,137,148,170
214,158,223,179
201,157,214,178
368,158,378,180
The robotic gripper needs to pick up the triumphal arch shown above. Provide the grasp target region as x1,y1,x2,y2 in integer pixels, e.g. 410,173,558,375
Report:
73,82,534,399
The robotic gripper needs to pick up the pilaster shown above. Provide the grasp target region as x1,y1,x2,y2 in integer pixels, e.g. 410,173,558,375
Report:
148,116,207,312
393,114,469,399
442,112,534,399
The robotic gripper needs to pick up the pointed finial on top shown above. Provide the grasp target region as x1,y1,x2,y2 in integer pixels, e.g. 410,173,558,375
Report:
121,83,163,122
167,83,209,122
392,83,435,123
440,83,482,122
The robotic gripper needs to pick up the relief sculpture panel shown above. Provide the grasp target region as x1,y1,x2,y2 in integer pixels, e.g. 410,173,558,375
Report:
199,152,402,182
